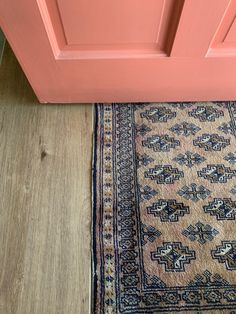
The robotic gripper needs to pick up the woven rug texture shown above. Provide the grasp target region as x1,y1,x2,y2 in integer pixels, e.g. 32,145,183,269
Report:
93,102,236,313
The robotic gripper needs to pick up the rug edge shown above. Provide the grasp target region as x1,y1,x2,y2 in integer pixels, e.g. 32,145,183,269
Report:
91,104,99,314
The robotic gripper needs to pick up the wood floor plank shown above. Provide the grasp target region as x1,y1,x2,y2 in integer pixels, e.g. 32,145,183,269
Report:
0,43,93,314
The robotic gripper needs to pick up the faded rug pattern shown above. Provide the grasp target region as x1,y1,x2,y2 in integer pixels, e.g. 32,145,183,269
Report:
93,102,236,313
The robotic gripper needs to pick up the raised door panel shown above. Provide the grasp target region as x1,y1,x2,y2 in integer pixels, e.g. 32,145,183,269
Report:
208,0,236,56
170,0,230,57
38,0,184,58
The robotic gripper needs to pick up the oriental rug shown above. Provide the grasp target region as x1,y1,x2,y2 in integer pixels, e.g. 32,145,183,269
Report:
93,102,236,313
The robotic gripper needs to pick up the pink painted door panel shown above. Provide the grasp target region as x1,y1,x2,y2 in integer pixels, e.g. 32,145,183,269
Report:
57,0,165,45
0,0,236,102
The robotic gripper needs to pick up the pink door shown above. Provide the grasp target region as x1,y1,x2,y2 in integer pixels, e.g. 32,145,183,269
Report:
1,0,236,103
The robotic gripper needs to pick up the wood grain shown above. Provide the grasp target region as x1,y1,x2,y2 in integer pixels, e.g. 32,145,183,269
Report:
0,43,93,314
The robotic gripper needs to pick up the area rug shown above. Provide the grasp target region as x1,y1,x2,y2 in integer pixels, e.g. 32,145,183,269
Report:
93,102,236,313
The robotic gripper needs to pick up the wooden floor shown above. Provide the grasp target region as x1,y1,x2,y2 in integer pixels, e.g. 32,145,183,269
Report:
0,44,93,314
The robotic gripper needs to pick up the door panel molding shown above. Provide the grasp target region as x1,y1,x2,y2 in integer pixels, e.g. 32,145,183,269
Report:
171,0,230,57
37,0,184,59
208,0,236,57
